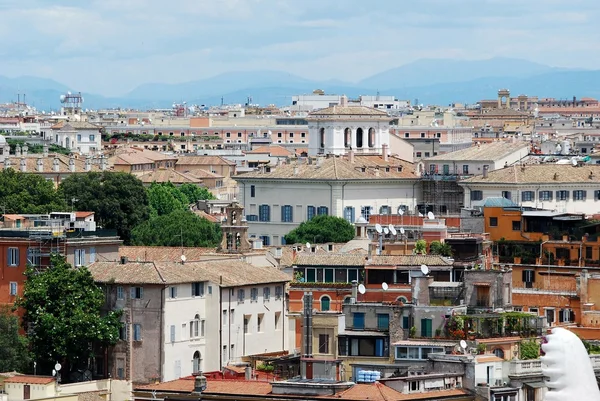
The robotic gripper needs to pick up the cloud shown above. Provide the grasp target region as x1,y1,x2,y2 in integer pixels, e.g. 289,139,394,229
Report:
0,0,598,96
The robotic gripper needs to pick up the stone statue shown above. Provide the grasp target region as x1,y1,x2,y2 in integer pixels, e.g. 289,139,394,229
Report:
541,327,600,401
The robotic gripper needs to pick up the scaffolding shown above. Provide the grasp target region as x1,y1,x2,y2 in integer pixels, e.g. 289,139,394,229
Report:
27,218,67,269
421,177,465,215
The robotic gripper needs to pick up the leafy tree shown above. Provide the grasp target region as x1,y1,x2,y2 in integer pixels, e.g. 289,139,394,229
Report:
0,169,67,213
147,182,187,217
59,172,149,244
414,239,427,255
284,215,355,244
131,209,222,247
429,240,453,257
179,183,216,203
519,339,540,360
17,255,121,375
0,307,30,373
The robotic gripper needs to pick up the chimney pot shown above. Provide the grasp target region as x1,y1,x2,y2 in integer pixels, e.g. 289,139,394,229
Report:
382,143,389,162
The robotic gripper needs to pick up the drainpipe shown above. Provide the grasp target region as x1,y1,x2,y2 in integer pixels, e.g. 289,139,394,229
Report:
219,283,223,370
159,286,165,381
228,280,231,364
327,183,334,215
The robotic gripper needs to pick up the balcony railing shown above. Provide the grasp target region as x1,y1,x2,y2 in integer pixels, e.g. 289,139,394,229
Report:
509,360,542,376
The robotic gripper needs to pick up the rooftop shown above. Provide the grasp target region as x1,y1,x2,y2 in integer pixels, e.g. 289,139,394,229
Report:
51,121,101,130
176,155,236,166
462,164,600,184
4,375,55,385
308,105,390,117
235,154,417,181
137,168,203,185
119,246,216,262
425,141,529,162
246,145,293,157
1,154,103,173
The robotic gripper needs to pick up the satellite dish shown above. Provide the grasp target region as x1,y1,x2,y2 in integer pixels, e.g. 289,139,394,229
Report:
180,254,187,263
572,158,577,166
460,340,467,349
306,242,311,249
418,212,424,217
400,227,405,234
375,223,383,233
427,211,435,220
420,264,429,275
389,225,397,235
358,284,366,294
55,363,62,372
383,227,389,234
382,282,389,291
399,209,404,216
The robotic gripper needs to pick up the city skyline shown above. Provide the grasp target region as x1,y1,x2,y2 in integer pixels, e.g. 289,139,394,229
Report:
1,0,599,97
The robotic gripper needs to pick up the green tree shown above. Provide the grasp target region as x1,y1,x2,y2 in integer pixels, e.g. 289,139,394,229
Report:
147,182,187,217
179,183,216,203
519,339,540,360
0,169,67,213
131,209,222,247
284,215,355,244
59,172,149,244
429,240,453,257
0,307,30,373
17,255,121,375
414,239,427,255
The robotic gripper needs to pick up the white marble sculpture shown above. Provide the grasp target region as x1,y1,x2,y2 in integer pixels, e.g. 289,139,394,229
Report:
541,327,600,401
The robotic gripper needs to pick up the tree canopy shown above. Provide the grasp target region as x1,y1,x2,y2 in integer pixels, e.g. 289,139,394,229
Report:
429,240,453,257
0,169,67,213
284,215,355,244
0,307,30,373
17,255,121,374
179,183,216,203
131,209,222,247
147,182,216,217
59,172,149,244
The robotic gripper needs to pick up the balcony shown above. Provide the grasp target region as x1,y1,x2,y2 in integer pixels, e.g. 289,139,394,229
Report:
509,360,542,376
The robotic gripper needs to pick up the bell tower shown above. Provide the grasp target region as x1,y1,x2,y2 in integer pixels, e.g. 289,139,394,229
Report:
217,201,251,253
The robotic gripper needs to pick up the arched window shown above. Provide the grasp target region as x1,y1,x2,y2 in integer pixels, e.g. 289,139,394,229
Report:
356,128,364,148
319,128,325,149
343,296,352,304
321,296,331,311
344,128,351,148
193,351,201,373
397,296,408,304
368,127,375,148
190,314,200,338
493,348,504,359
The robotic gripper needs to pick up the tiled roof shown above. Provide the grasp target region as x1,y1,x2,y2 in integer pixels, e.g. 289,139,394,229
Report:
1,154,103,173
77,391,106,401
481,197,517,207
51,121,101,130
425,141,529,162
75,211,95,218
295,254,367,266
111,151,176,166
462,164,600,184
235,154,417,181
137,169,203,184
120,246,216,262
176,155,236,166
177,168,224,179
309,106,390,117
4,376,55,384
246,145,292,157
192,210,220,223
135,377,272,395
368,255,453,267
326,382,401,401
88,260,291,287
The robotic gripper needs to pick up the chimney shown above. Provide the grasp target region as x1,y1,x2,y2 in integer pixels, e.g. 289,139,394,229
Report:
192,373,207,395
293,165,299,175
100,155,107,171
19,157,26,172
340,95,348,107
374,167,380,177
244,366,252,381
43,144,49,158
22,144,28,156
553,172,558,181
482,165,488,178
382,143,388,161
53,157,60,172
351,280,358,304
85,156,92,172
120,256,128,265
69,155,76,172
348,149,355,164
36,157,44,172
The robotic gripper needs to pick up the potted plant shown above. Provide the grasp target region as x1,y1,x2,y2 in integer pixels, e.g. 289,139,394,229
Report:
477,343,486,355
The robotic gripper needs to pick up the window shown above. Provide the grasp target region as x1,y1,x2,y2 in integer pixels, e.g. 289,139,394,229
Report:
191,314,200,337
133,324,142,341
260,235,270,246
257,314,264,332
361,206,371,221
318,334,330,354
344,206,355,223
117,286,124,300
74,249,86,267
317,206,329,216
223,310,228,325
238,289,245,303
556,190,569,201
470,190,483,201
512,221,521,231
281,205,293,222
230,309,235,322
259,205,271,221
587,246,593,259
321,296,331,311
501,191,511,200
263,287,270,301
379,205,391,215
170,325,176,342
169,286,177,299
201,320,205,336
522,191,534,202
8,247,19,266
275,312,281,330
90,134,95,141
275,286,283,299
539,190,552,201
420,318,433,337
307,206,316,220
595,190,600,201
192,351,201,373
244,316,249,333
416,152,422,158
489,217,498,227
9,282,17,296
404,132,410,138
424,152,430,157
573,190,587,201
353,312,365,329
192,282,204,297
250,185,255,198
462,165,469,174
130,287,143,299
89,247,96,263
251,287,258,302
522,270,535,289
77,134,82,142
377,314,390,330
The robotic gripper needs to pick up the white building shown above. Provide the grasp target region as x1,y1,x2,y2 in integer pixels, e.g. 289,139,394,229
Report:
234,152,420,246
290,94,409,111
47,121,102,154
89,259,291,383
459,164,600,214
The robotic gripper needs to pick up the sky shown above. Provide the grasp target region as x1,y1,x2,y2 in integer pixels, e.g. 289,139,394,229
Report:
1,0,599,96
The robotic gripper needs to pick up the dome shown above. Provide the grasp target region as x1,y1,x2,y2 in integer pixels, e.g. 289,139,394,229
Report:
0,134,6,144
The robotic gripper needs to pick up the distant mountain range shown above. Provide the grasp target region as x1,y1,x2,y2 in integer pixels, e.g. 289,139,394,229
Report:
1,57,600,110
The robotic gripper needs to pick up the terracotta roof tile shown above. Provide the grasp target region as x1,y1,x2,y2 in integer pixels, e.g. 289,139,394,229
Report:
368,255,454,267
309,106,390,117
246,145,292,157
177,168,224,179
51,121,101,130
295,254,366,266
137,169,204,184
4,376,55,385
135,378,272,395
426,141,529,162
176,155,236,166
235,154,417,181
1,154,103,173
120,246,216,262
75,211,94,218
462,164,600,184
